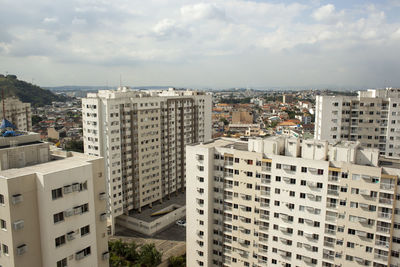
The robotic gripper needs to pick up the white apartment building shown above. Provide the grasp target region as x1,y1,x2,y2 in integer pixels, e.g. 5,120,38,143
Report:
0,97,31,131
186,136,400,267
0,132,109,267
82,87,212,227
315,88,400,157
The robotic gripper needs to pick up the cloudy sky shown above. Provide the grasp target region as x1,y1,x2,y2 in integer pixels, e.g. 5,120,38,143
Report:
1,0,400,89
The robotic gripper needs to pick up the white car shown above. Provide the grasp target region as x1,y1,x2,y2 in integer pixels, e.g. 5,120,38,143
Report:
176,220,186,227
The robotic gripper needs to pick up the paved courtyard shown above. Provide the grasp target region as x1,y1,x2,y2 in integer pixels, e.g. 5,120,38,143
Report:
112,222,186,266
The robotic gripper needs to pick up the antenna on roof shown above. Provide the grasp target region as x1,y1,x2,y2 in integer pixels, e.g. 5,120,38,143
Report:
119,74,122,88
2,88,5,120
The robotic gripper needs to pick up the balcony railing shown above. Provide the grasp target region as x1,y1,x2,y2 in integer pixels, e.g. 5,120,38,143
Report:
328,175,339,182
375,240,390,249
260,190,270,196
326,203,338,209
324,229,336,235
327,189,339,196
323,240,335,248
380,183,394,190
378,212,392,220
261,167,271,172
376,226,390,234
261,179,271,184
374,253,388,261
379,198,393,205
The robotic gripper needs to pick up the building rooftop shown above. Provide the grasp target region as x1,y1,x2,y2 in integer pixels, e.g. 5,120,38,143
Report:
0,149,102,179
0,132,42,149
128,193,186,223
191,136,400,170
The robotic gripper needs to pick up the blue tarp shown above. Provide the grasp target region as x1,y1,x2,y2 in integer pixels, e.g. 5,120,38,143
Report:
0,119,16,129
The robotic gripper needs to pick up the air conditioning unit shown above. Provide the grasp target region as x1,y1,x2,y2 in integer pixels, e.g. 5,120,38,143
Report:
76,251,85,260
360,189,370,195
16,244,27,255
66,231,75,241
99,192,107,200
100,212,107,221
74,206,82,215
64,209,74,217
282,165,291,171
72,183,80,192
13,220,24,230
102,251,109,260
63,185,73,194
12,194,23,204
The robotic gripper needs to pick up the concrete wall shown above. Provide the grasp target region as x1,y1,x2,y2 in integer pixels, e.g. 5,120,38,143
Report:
116,205,186,236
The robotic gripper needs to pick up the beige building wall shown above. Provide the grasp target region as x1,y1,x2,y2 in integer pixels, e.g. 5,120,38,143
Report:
186,136,400,267
315,88,400,157
82,87,212,233
0,134,108,267
0,97,32,131
232,111,253,124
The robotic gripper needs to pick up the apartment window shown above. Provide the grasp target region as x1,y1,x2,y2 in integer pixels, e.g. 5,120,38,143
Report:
301,180,306,186
52,188,63,200
55,235,66,247
317,169,324,175
301,167,307,173
317,183,323,188
81,225,90,236
77,246,91,259
276,164,281,169
82,203,89,213
347,242,355,248
2,244,8,255
275,188,280,194
275,176,281,182
0,219,6,230
54,212,64,223
0,194,4,204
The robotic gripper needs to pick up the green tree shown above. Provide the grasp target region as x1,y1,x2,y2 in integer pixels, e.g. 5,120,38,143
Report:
137,243,162,267
32,115,42,126
219,118,228,126
168,255,185,267
65,140,83,153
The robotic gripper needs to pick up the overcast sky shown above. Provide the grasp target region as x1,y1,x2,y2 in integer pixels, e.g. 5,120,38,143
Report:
1,0,400,89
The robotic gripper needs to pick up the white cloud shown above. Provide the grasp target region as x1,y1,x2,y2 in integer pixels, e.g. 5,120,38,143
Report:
0,0,400,88
180,3,226,21
43,17,58,24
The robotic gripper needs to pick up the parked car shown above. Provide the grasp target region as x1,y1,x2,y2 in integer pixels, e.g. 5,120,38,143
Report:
176,219,186,227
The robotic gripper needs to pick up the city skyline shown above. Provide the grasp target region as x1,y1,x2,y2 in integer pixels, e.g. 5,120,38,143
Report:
1,0,400,88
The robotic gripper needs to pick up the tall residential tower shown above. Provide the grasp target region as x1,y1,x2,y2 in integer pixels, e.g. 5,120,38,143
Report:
0,132,109,267
186,136,400,267
82,87,212,228
315,88,400,157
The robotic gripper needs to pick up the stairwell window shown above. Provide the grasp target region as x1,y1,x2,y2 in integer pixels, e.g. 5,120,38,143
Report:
1,219,6,230
0,194,4,205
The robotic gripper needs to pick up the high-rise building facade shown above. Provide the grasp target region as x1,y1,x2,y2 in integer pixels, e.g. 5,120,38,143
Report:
82,87,212,224
315,88,400,157
186,136,400,267
0,132,109,267
0,97,31,131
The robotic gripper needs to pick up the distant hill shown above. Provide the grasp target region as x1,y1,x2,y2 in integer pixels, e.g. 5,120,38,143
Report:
46,85,173,91
0,74,69,106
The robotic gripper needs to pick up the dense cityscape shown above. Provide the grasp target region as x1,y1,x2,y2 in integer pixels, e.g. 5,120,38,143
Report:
1,1,400,267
